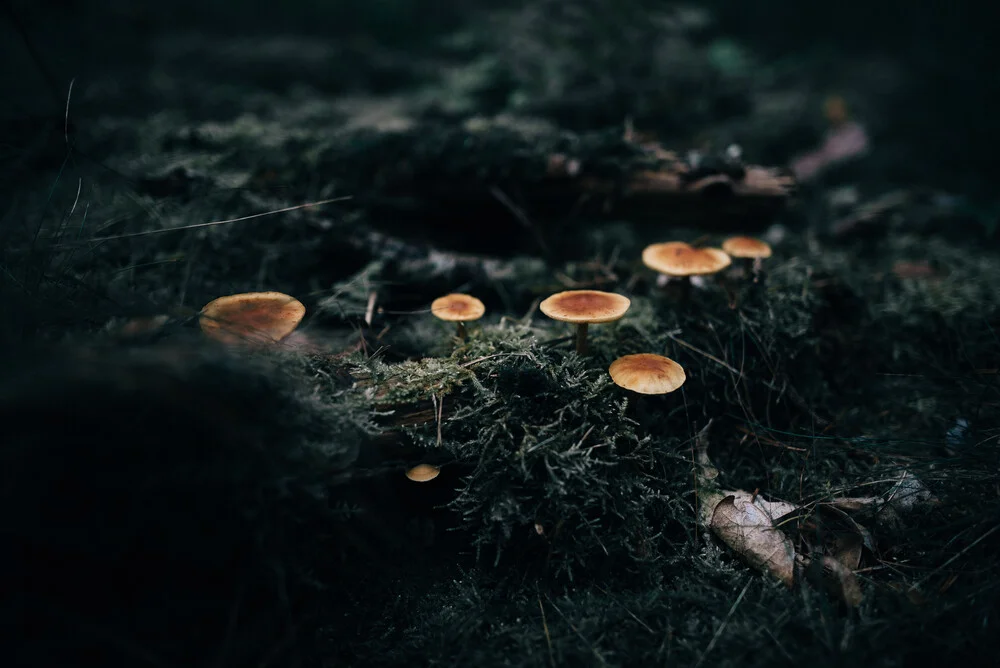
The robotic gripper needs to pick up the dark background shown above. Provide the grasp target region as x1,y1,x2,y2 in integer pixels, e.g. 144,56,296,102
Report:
4,0,999,197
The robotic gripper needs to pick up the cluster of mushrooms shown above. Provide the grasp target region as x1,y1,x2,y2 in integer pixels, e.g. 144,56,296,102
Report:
428,235,772,395
191,236,773,483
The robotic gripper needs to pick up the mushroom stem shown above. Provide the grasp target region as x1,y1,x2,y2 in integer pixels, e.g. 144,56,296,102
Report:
575,323,589,355
653,274,692,301
752,257,764,282
456,321,467,341
633,394,648,420
721,273,739,309
726,259,749,280
680,277,694,300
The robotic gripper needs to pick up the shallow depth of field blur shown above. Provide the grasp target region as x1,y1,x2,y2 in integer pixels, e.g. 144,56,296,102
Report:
2,2,998,667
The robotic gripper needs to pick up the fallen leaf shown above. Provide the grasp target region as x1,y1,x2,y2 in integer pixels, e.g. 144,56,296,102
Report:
815,504,874,570
711,494,796,587
802,555,864,607
886,470,938,511
826,470,939,529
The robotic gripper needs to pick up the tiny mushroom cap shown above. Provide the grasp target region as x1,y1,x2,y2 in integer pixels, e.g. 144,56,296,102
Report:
431,293,486,322
722,236,772,259
200,291,306,346
539,290,631,324
642,242,732,277
405,464,441,482
609,353,686,395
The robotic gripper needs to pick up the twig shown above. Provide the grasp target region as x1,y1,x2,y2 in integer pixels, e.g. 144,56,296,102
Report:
459,352,527,368
490,185,550,256
545,594,607,666
763,625,794,663
694,419,715,470
569,425,595,452
694,578,752,668
65,77,75,145
537,588,556,668
692,419,717,543
436,393,444,446
364,291,377,327
58,196,352,245
734,425,807,452
910,523,1000,593
594,584,655,634
666,333,740,375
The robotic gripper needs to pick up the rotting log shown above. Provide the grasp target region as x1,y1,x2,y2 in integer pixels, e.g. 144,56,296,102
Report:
311,124,796,254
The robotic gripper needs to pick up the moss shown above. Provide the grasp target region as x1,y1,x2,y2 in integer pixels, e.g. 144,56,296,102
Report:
362,354,476,407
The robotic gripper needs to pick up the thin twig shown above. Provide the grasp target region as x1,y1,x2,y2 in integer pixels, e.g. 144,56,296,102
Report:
490,185,550,256
545,594,607,666
537,588,556,668
570,425,595,452
58,197,352,245
667,333,740,375
459,352,527,368
594,584,655,634
910,523,1000,592
64,77,75,145
364,291,377,327
436,393,444,446
695,578,751,668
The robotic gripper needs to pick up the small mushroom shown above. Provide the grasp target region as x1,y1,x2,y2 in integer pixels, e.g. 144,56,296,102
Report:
431,293,485,341
608,353,687,395
539,289,631,355
642,242,731,294
199,291,306,346
405,464,441,482
609,353,687,422
722,236,772,280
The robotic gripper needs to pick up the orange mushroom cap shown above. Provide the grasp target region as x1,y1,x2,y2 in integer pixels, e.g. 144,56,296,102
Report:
642,242,731,277
721,236,772,259
405,464,441,482
431,293,486,322
539,290,631,324
609,353,686,395
199,291,305,346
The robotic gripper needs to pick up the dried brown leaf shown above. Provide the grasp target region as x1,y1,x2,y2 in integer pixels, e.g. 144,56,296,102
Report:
826,470,939,530
812,555,864,607
710,494,797,587
815,504,874,570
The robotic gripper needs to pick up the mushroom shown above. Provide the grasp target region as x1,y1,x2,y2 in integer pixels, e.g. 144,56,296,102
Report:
539,289,631,355
431,293,486,341
721,236,772,280
641,242,731,294
609,353,687,421
405,464,441,482
199,291,306,347
609,353,687,395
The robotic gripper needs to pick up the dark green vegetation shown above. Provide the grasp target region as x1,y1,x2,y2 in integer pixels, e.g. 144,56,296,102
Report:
2,2,999,666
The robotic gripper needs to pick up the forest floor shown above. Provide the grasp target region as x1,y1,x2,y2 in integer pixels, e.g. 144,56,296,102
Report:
2,2,999,667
